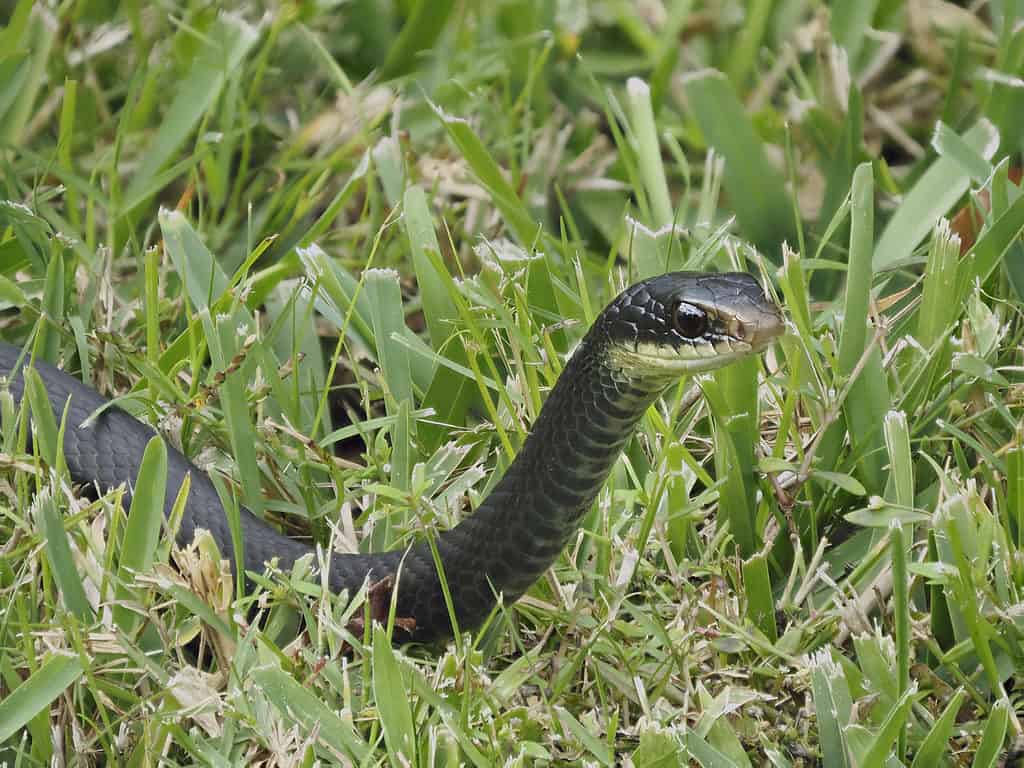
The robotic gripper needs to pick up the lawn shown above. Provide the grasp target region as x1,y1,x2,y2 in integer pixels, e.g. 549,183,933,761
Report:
2,0,1024,765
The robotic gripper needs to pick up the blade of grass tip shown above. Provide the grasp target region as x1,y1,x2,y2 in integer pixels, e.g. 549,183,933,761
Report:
681,69,794,258
931,121,996,183
23,367,64,476
874,120,999,271
555,707,614,767
695,149,725,237
939,496,1002,691
742,550,776,642
625,218,671,280
625,78,672,228
123,14,259,213
884,410,913,508
883,409,913,760
297,244,375,353
900,219,960,417
808,652,852,768
159,208,231,312
971,698,1009,768
0,652,85,742
682,727,744,768
432,101,541,247
114,436,167,635
909,688,965,768
365,268,415,409
36,490,93,623
249,665,370,762
371,624,417,766
838,162,876,375
860,684,918,767
403,186,458,349
297,23,354,95
915,218,961,349
202,310,263,521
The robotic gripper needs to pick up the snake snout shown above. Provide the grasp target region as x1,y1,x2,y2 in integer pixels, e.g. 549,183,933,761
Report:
743,305,786,351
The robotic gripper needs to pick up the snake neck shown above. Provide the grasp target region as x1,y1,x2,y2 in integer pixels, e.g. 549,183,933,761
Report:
398,330,669,637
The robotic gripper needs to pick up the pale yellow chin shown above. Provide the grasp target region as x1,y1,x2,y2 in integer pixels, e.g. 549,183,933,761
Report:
609,340,755,376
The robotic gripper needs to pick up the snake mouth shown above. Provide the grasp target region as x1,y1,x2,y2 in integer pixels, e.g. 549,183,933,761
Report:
731,307,786,353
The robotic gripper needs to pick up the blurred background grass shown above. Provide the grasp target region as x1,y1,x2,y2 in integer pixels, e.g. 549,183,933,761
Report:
2,0,1024,764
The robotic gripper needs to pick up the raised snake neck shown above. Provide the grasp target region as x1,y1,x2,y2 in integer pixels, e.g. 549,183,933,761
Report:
0,271,782,643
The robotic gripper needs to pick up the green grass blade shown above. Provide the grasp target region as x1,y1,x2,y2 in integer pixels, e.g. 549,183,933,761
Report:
831,164,890,492
0,2,55,145
955,191,1024,305
159,208,230,311
380,0,456,78
402,185,458,350
916,218,961,349
114,436,168,634
626,77,672,227
725,0,772,87
910,688,965,768
0,653,85,742
682,69,794,256
23,367,63,473
831,0,880,66
123,15,259,211
555,706,614,766
433,102,540,246
970,698,1009,768
37,490,93,622
808,652,851,768
371,625,417,766
249,665,370,762
874,120,999,270
742,551,776,641
860,685,917,767
365,268,414,409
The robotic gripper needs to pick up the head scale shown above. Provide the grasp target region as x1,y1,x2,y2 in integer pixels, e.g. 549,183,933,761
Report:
597,271,784,376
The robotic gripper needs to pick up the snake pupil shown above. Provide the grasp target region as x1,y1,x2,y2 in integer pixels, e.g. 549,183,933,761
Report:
672,302,710,339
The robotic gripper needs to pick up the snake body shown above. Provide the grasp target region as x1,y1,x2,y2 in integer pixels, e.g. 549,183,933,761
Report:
1,272,783,642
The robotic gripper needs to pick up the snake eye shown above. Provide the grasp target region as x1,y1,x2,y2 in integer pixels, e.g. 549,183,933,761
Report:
671,302,709,339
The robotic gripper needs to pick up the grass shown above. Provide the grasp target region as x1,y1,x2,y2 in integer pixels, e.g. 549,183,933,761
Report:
1,1,1024,765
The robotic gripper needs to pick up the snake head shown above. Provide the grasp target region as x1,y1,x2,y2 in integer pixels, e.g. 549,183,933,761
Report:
601,271,785,375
